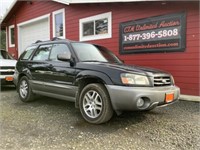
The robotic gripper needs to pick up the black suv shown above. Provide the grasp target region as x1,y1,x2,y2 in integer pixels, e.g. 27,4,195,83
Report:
14,39,180,124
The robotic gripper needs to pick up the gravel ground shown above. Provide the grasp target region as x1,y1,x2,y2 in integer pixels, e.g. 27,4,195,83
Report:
0,86,199,150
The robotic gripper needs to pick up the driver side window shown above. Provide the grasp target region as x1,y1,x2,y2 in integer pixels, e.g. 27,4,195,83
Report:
49,44,70,61
32,45,52,61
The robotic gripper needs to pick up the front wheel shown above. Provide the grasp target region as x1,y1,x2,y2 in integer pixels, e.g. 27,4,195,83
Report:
18,76,35,102
79,83,113,124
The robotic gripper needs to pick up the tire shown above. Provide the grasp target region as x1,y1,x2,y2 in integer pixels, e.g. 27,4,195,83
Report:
18,76,35,102
79,83,113,124
143,107,155,112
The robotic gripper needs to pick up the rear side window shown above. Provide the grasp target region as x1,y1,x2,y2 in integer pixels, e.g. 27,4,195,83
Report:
21,46,37,60
49,44,70,61
32,45,52,61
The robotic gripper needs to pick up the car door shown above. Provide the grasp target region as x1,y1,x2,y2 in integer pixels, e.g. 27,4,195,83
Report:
30,44,52,92
46,43,77,101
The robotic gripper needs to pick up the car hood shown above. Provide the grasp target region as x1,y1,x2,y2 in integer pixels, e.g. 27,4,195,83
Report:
0,59,17,67
106,63,166,74
79,62,168,76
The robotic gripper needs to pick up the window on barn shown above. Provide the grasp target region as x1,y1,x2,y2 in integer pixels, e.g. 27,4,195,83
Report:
9,25,15,47
79,12,112,41
53,8,65,39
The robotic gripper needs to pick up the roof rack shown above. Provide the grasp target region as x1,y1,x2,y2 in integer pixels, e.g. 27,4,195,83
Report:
34,37,63,44
35,40,42,43
52,37,62,41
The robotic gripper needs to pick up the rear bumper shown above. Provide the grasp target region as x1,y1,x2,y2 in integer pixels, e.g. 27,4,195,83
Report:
106,85,180,111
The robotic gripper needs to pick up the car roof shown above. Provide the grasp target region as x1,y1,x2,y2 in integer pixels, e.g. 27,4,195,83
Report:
31,39,71,46
30,38,98,47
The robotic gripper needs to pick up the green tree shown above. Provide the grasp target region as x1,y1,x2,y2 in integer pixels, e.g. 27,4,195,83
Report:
0,29,6,50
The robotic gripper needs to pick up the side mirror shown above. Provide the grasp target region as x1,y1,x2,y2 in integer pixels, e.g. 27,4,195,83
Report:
57,53,71,62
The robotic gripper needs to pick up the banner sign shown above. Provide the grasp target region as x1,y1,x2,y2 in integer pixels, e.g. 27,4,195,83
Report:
119,12,186,54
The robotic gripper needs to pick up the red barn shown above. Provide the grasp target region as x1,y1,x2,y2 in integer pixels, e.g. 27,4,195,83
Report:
1,0,199,98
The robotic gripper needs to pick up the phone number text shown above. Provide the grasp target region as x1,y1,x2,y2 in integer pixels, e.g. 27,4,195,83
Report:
124,28,178,42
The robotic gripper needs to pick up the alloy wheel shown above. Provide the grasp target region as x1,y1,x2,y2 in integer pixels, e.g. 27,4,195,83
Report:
83,90,103,118
19,80,28,99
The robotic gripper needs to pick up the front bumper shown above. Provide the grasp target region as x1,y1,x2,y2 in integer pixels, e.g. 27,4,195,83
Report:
106,85,180,111
0,75,15,85
13,71,19,86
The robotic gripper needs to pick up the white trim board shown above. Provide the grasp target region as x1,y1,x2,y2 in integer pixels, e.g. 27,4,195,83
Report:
69,0,151,4
17,14,50,27
79,12,112,41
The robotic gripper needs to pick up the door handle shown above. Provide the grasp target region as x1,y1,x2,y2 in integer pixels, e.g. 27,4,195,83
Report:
49,64,54,68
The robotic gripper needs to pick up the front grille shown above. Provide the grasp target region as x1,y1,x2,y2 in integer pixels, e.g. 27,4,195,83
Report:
0,72,14,75
154,75,171,86
0,67,15,76
0,66,15,70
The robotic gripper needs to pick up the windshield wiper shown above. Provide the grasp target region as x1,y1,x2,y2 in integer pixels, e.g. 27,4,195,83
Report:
81,60,108,63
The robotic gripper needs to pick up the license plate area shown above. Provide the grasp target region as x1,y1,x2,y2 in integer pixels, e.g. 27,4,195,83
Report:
165,93,174,103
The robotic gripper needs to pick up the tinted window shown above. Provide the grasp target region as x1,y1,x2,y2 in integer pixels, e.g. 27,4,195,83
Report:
72,43,107,62
49,44,70,61
0,50,13,59
21,46,37,60
32,45,52,61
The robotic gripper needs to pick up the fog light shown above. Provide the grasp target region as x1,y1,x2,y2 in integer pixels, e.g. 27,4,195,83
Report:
5,76,13,81
136,98,145,107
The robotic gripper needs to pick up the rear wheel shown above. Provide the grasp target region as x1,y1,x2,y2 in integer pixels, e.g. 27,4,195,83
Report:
18,76,35,102
79,83,113,124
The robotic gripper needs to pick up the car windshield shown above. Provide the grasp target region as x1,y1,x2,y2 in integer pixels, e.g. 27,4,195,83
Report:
0,50,14,60
71,43,122,64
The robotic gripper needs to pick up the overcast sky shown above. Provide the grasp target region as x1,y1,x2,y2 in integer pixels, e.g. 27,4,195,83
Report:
0,0,15,18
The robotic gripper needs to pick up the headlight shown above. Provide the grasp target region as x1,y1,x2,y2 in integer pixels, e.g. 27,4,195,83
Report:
121,73,150,85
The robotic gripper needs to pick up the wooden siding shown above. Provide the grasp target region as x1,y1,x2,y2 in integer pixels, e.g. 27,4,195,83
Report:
66,2,199,96
6,1,65,58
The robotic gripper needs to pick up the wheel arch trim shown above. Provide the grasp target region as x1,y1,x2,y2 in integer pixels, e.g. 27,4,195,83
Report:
75,71,113,108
